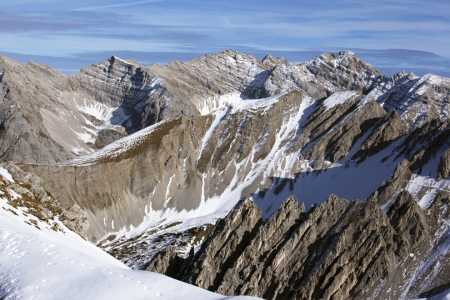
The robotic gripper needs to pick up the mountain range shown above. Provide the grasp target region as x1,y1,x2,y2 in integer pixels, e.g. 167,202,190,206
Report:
1,49,450,299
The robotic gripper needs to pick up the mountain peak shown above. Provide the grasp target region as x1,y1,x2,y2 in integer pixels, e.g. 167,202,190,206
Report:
337,50,356,56
109,55,141,67
262,54,287,67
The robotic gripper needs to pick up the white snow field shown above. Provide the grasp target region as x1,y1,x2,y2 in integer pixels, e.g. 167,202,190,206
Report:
0,175,259,300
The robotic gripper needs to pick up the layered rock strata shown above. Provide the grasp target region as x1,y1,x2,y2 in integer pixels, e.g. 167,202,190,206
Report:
147,188,450,300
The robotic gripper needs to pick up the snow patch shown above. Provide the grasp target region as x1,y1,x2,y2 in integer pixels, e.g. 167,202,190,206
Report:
429,288,450,300
323,91,358,112
197,92,286,116
406,175,450,209
59,118,175,166
0,167,13,182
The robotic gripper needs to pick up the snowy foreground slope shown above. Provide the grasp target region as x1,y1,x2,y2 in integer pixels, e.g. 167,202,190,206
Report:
0,168,259,300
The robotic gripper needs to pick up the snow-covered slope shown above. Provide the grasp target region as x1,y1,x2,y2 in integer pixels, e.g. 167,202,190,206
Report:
363,71,450,130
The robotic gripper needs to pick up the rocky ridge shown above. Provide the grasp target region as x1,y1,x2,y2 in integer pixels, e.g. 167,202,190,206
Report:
1,49,448,166
18,89,387,241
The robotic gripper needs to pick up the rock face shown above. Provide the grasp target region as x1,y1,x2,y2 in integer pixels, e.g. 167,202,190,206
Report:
61,204,89,237
438,148,450,180
0,55,199,164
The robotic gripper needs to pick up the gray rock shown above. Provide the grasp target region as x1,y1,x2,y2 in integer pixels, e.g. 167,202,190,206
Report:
0,50,384,164
375,159,412,207
62,204,90,236
353,109,407,161
94,127,127,149
146,194,388,299
438,148,450,180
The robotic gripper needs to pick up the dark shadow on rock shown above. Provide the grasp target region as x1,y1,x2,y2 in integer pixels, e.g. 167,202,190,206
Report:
419,282,450,298
240,70,272,99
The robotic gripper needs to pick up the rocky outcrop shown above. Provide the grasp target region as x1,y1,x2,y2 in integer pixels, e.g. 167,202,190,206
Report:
0,56,75,164
387,191,429,257
373,159,413,207
363,71,450,131
390,118,450,176
438,148,450,180
74,56,200,131
0,162,89,237
302,99,386,164
94,127,128,149
146,246,186,278
353,109,407,161
61,204,89,237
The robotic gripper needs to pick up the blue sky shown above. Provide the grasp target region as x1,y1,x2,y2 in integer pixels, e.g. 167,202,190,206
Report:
1,0,449,77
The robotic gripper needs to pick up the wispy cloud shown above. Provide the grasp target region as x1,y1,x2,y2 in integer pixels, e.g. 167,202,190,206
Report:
71,0,163,11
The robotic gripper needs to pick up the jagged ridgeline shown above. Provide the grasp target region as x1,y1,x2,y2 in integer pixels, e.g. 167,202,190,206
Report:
1,50,450,299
